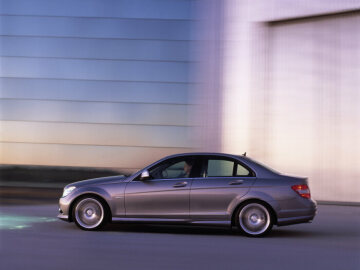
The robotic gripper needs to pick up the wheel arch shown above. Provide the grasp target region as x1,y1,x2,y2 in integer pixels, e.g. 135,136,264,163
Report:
68,193,112,222
231,198,278,226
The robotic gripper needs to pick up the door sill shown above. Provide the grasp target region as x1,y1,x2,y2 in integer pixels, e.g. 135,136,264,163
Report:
111,217,231,226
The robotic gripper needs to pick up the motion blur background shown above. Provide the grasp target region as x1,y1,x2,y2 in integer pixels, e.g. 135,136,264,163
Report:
0,0,359,203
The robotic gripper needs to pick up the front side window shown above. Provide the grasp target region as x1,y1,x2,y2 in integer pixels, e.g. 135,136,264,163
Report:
149,157,197,180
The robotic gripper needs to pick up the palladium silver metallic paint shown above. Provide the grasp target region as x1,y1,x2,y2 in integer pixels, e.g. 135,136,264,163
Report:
58,153,317,236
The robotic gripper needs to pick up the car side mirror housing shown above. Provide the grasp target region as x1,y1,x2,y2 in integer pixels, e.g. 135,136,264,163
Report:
140,170,150,180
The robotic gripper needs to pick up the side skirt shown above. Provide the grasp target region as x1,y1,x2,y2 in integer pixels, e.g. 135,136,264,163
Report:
111,217,231,227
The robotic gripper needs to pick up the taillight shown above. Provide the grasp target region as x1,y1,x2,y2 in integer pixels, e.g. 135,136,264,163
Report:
291,184,311,199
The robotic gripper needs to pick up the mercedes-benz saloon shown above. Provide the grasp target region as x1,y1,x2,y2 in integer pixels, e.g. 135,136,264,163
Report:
58,153,317,236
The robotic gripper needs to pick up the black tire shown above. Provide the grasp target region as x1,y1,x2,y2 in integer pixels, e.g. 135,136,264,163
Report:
72,196,108,231
235,202,273,237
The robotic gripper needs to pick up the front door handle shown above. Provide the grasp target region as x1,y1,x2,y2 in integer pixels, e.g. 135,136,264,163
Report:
229,180,244,185
173,181,188,188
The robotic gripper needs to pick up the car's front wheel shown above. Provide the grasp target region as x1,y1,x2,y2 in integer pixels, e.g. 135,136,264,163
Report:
236,202,273,237
72,196,108,230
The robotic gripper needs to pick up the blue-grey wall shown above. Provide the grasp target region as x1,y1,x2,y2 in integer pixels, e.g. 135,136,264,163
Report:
0,0,198,170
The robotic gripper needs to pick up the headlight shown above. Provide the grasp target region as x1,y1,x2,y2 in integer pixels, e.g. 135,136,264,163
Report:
62,186,76,197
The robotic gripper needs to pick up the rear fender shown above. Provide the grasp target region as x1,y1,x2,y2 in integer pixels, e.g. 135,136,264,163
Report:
227,190,280,221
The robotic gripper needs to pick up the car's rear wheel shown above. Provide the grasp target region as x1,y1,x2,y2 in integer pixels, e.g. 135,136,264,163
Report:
236,202,273,237
72,196,108,230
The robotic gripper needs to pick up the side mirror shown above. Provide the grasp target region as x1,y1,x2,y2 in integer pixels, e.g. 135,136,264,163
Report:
140,170,150,180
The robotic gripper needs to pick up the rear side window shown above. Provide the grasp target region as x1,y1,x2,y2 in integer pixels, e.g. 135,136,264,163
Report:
208,159,234,177
205,158,253,177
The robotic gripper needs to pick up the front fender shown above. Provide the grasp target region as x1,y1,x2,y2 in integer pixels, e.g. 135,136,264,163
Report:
73,186,112,201
59,186,112,218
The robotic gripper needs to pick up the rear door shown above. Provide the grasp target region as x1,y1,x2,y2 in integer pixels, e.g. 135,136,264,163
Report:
190,156,256,220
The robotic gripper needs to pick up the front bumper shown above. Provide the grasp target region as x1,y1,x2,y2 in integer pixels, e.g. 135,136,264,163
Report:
58,195,73,222
58,213,70,222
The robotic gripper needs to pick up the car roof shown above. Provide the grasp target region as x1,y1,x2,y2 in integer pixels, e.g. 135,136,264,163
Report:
165,152,242,159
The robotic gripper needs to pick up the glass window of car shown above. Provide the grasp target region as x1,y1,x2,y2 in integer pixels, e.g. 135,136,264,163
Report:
149,158,196,180
236,163,250,176
205,158,253,177
207,159,234,177
162,161,187,179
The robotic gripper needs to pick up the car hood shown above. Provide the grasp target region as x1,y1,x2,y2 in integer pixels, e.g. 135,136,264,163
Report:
67,175,128,188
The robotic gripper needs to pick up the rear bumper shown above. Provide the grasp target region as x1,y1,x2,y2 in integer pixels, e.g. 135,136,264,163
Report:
276,198,317,226
277,214,315,226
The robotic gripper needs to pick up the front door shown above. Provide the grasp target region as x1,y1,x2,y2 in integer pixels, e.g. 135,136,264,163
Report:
125,156,200,219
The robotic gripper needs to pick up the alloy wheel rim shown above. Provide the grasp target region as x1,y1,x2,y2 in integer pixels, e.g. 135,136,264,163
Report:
239,203,270,235
75,198,104,229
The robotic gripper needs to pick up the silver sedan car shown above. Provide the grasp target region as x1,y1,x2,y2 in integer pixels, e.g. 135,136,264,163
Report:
58,153,317,236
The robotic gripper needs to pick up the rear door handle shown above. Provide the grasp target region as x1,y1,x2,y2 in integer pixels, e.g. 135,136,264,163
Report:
173,181,188,188
229,180,244,185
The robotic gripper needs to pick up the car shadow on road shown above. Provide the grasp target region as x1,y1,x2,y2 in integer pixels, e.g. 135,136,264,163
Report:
102,223,320,238
268,227,356,239
100,223,340,238
103,223,238,236
268,228,322,238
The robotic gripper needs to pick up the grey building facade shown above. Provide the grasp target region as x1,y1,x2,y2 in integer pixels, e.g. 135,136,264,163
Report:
1,0,359,203
0,0,222,172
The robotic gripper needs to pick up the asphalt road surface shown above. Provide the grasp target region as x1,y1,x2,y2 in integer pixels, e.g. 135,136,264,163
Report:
0,204,359,270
